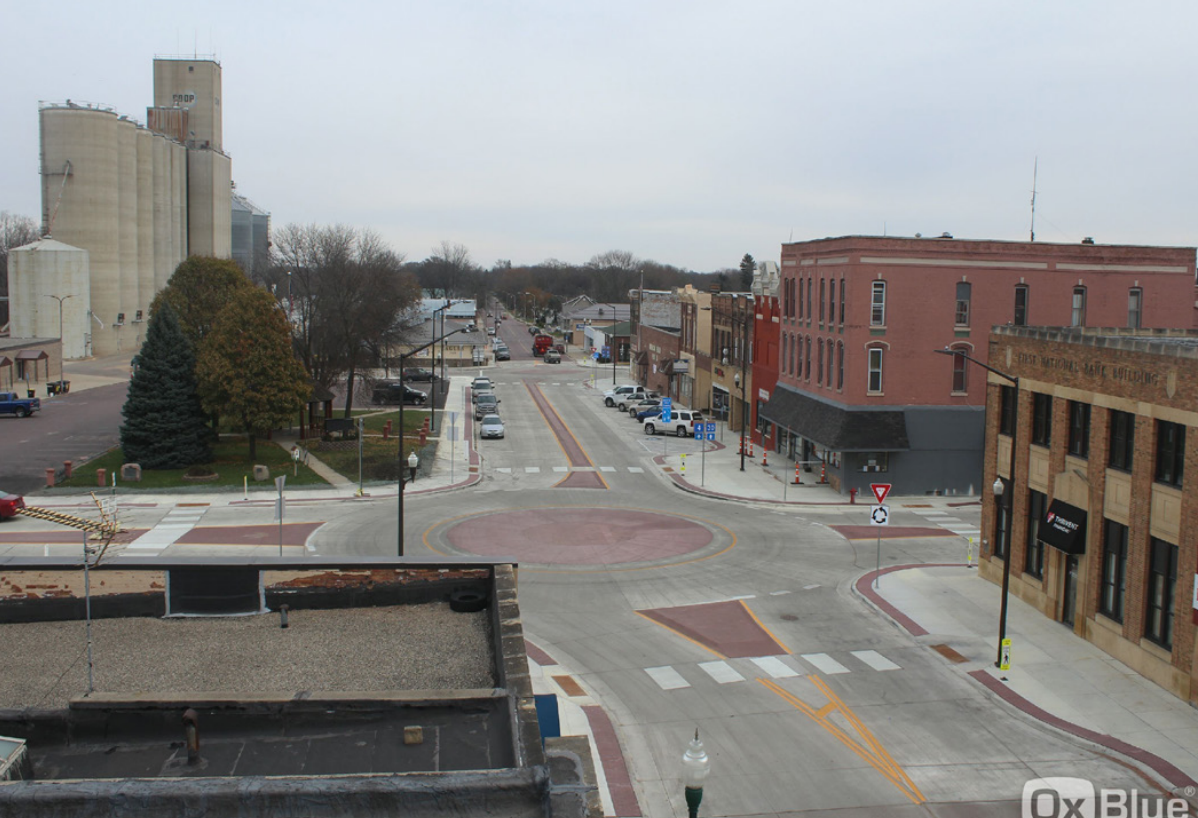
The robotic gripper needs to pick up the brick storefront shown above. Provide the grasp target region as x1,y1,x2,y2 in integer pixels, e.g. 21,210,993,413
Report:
981,326,1198,702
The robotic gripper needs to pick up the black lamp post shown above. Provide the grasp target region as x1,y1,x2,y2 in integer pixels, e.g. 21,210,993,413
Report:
681,729,711,818
397,326,468,557
935,347,1019,668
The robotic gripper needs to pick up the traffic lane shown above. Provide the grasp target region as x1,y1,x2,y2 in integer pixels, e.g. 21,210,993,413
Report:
0,382,126,495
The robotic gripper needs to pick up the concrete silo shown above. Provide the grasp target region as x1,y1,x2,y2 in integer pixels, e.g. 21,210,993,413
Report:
151,132,170,292
135,126,154,321
171,139,188,265
39,104,121,356
116,116,139,348
187,148,232,257
8,239,91,359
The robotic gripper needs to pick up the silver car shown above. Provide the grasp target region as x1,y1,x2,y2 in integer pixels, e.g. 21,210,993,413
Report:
480,414,505,439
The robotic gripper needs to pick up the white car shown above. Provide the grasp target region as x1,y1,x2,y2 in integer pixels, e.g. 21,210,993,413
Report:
603,384,648,407
480,414,505,439
643,409,704,437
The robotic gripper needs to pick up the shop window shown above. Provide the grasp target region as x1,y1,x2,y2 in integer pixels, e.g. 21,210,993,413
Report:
1099,520,1127,622
1025,490,1046,578
1155,420,1185,488
867,347,883,394
1145,537,1177,649
1067,401,1090,459
1108,411,1135,471
1031,393,1052,446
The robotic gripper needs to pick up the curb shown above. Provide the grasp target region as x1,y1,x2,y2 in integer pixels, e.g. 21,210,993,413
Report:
854,562,1198,792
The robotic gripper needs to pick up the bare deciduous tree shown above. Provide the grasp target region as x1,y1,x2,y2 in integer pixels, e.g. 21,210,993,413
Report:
0,212,39,326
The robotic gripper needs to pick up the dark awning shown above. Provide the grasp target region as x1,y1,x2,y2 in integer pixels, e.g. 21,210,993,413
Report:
0,356,11,368
633,351,648,364
1040,499,1087,555
760,385,910,452
15,349,48,361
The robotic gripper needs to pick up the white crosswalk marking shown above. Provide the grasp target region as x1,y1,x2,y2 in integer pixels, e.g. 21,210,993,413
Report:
645,666,690,690
524,467,541,473
496,468,512,474
553,466,569,472
850,650,902,671
628,467,644,473
600,466,616,473
750,656,800,678
698,661,745,684
127,506,207,550
800,653,851,674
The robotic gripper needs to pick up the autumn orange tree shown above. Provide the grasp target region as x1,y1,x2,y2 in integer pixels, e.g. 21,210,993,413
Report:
195,287,310,460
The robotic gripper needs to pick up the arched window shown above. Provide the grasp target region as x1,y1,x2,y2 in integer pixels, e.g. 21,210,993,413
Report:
817,339,824,385
951,346,968,393
829,280,836,325
836,342,844,389
867,346,883,393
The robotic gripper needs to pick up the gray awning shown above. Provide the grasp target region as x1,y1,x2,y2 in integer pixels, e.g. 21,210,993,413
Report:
760,386,910,452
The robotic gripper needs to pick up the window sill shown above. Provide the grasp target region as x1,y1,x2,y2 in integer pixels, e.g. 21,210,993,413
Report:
1140,636,1174,661
950,391,968,397
1094,611,1123,632
866,390,884,397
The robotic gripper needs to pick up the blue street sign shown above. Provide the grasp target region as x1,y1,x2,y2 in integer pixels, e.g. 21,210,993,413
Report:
694,429,702,439
661,397,672,422
592,352,599,359
706,433,715,440
704,422,715,433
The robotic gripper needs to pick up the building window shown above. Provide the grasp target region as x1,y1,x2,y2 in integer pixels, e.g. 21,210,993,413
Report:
839,278,845,326
826,337,834,386
1155,420,1185,488
1109,410,1135,471
861,452,888,473
817,339,824,385
1071,286,1087,327
804,336,811,379
1067,401,1090,459
993,478,1009,559
1014,285,1028,326
954,282,971,327
819,279,826,324
1031,393,1052,446
1128,288,1143,329
951,348,967,393
807,279,813,321
797,277,803,319
999,385,1017,436
1026,490,1046,579
867,347,883,393
870,281,886,326
1099,520,1127,622
1145,537,1178,649
829,280,836,325
836,342,844,389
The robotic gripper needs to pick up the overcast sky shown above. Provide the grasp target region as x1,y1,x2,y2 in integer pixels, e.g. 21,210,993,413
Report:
3,1,1195,271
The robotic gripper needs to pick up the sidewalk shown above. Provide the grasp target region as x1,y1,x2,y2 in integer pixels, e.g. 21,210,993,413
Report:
860,564,1198,795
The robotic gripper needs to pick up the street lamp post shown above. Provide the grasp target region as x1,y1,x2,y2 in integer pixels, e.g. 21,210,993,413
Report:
397,326,469,557
681,729,711,818
44,294,73,385
936,347,1019,668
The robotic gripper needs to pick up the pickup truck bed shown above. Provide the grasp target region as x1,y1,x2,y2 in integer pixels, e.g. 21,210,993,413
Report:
0,391,39,418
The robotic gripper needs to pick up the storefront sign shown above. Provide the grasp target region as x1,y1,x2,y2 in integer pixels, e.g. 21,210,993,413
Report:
1039,500,1087,555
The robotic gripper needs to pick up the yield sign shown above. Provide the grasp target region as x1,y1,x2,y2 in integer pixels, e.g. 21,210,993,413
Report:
870,483,891,505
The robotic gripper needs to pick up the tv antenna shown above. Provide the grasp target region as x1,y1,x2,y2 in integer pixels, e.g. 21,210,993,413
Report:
1029,157,1038,242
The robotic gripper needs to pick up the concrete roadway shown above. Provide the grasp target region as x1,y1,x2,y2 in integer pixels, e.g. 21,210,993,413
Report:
2,341,1163,815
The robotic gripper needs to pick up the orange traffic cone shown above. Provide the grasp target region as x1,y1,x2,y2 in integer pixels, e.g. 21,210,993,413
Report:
820,463,827,484
762,448,768,466
748,440,754,458
794,463,802,485
738,437,744,455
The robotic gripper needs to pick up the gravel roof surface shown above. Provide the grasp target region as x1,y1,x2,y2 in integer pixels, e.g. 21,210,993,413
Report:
0,603,495,709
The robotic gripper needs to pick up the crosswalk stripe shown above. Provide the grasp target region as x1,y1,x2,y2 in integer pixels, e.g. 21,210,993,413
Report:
645,666,690,690
524,467,541,473
628,467,644,473
750,656,800,678
800,653,851,675
496,468,512,473
850,650,902,671
553,466,569,473
600,467,616,472
698,661,745,684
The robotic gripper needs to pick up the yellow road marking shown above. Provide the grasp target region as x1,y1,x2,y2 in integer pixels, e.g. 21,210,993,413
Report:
739,599,791,654
759,676,925,805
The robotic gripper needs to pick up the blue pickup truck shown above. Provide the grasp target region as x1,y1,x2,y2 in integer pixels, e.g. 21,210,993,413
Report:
0,391,40,418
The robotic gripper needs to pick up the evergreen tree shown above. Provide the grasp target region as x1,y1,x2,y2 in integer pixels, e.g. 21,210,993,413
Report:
120,303,211,468
739,253,756,290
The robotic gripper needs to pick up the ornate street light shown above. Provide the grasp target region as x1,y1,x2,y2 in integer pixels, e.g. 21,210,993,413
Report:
408,451,419,483
682,729,711,818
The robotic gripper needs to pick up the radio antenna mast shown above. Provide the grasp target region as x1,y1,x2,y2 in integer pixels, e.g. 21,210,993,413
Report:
1029,157,1038,242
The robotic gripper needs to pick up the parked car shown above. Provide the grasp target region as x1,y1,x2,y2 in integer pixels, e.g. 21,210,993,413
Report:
628,397,662,417
401,367,434,381
479,413,505,439
0,490,25,520
471,388,497,404
495,348,511,361
372,383,427,405
643,409,704,437
543,350,561,364
616,390,659,411
471,377,494,393
0,391,40,418
603,384,648,407
474,395,500,420
487,327,496,336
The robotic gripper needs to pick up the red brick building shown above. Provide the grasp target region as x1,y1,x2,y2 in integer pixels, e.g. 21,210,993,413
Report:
750,266,781,451
981,326,1198,702
761,236,1197,496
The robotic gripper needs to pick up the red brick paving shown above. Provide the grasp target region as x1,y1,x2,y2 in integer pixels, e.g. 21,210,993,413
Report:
583,705,642,817
639,599,788,658
831,525,955,540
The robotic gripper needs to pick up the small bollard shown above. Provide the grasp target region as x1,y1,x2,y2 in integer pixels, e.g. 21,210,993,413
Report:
382,420,391,440
279,604,290,629
419,429,427,445
182,708,200,765
63,460,73,479
96,468,107,487
45,468,55,488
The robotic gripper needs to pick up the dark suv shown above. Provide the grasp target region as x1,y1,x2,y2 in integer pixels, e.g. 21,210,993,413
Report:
372,383,428,405
402,368,434,381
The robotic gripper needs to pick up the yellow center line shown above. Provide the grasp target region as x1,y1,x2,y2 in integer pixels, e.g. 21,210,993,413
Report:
759,677,926,805
738,599,791,655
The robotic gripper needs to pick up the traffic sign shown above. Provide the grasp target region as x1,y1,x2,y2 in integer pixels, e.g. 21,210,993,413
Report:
661,397,672,423
870,483,892,504
705,422,715,433
694,429,702,439
999,638,1012,671
869,505,890,526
